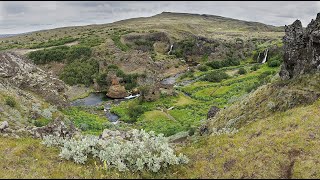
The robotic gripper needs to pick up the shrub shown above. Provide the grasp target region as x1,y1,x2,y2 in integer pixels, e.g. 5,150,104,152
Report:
206,58,240,69
250,64,260,71
127,102,147,122
5,96,17,108
203,71,230,82
34,117,51,127
42,129,189,172
267,59,281,67
29,37,77,49
59,59,99,86
198,65,208,72
28,46,69,64
66,46,92,63
206,61,222,69
238,68,247,75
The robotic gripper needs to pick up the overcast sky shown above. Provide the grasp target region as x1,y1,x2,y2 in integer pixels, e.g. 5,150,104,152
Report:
0,1,319,34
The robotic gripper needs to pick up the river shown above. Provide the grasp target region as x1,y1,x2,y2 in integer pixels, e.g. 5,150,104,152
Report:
70,92,124,124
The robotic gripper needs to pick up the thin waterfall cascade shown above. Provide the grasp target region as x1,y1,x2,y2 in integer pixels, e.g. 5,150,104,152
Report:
261,49,269,64
168,44,173,55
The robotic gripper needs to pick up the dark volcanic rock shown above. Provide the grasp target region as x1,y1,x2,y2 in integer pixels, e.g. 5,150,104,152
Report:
207,106,220,119
280,13,320,80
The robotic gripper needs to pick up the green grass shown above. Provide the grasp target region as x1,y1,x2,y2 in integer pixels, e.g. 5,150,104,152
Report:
1,97,319,178
29,36,78,49
63,107,112,135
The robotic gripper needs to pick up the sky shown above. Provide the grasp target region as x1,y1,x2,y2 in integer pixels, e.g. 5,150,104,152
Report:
0,1,320,34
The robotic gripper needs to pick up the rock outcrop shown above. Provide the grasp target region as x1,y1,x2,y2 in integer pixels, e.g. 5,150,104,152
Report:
207,106,220,119
0,52,69,108
280,13,320,80
31,117,78,139
106,75,128,98
0,121,9,132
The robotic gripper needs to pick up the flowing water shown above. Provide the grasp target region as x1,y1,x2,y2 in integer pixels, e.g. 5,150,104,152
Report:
70,92,121,124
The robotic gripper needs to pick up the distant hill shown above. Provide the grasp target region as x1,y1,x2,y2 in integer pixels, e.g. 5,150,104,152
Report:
0,34,18,38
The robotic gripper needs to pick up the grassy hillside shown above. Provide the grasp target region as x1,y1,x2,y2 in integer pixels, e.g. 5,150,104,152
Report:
3,11,312,179
1,85,319,178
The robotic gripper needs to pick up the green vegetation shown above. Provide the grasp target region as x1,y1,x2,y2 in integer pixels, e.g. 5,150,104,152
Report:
5,96,17,108
79,37,104,47
238,67,247,75
34,117,51,127
95,64,140,91
28,45,92,65
59,59,99,86
250,64,260,71
63,107,112,135
202,71,230,82
66,46,92,63
111,34,130,51
206,58,240,69
28,46,69,64
29,37,77,49
198,65,209,72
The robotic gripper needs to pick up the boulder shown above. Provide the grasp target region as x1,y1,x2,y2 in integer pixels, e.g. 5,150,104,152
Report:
106,75,128,99
280,13,320,80
207,106,220,119
0,121,9,131
100,129,129,140
107,85,128,99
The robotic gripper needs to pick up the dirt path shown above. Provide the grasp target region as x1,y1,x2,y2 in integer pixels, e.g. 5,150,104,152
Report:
11,41,79,55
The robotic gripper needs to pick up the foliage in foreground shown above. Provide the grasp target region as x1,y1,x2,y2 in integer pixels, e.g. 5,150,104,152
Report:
42,129,189,172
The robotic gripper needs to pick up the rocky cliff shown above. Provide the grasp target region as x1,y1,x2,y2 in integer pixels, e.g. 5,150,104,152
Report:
280,13,320,80
0,52,69,108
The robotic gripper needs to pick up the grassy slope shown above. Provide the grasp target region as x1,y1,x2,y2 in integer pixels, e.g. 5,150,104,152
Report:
0,98,319,178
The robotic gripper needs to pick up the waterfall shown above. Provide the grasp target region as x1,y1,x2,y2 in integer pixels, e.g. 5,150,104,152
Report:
261,49,268,64
168,44,173,55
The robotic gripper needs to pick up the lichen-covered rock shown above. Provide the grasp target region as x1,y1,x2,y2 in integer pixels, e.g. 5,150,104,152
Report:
280,13,320,80
0,121,9,131
207,106,220,119
100,129,129,140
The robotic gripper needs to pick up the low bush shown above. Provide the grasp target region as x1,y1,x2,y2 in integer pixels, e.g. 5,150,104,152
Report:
59,59,99,86
250,64,260,71
29,37,77,49
267,59,281,67
206,58,240,69
238,68,247,75
203,71,230,82
198,65,209,72
28,46,69,64
42,129,189,172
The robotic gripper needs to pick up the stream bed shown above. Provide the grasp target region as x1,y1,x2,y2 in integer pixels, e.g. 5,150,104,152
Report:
70,92,121,124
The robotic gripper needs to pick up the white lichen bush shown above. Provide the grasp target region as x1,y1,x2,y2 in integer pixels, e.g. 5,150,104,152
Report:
42,129,189,172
